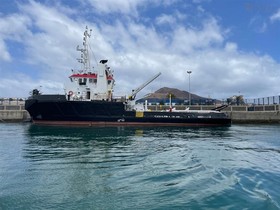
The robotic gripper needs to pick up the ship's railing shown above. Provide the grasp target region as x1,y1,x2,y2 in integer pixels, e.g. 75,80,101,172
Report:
1,97,280,112
147,104,280,112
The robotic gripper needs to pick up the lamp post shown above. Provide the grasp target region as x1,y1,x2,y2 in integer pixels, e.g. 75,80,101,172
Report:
187,71,192,106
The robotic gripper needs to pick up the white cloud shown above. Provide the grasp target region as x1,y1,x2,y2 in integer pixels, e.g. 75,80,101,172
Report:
0,77,63,98
0,13,31,62
170,18,224,54
0,40,11,61
0,0,279,101
249,16,267,33
155,14,176,25
197,5,205,13
155,10,187,26
192,0,210,3
98,16,279,99
224,42,238,52
0,13,31,41
18,1,87,76
270,8,280,22
0,74,34,98
85,0,184,17
85,0,143,16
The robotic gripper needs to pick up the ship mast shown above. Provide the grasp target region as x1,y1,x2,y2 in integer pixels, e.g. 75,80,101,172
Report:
76,26,92,73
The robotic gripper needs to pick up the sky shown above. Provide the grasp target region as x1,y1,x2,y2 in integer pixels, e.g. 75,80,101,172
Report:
0,0,280,100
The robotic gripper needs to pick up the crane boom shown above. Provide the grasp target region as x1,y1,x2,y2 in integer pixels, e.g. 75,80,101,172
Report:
128,72,161,100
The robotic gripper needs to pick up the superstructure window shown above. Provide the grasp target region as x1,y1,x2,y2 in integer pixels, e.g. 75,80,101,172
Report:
79,78,87,85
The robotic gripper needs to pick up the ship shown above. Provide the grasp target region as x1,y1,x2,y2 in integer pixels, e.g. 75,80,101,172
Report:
25,27,231,126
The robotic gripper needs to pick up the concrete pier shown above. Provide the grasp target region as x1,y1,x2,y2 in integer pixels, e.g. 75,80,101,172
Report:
226,111,280,123
224,105,280,123
0,104,30,122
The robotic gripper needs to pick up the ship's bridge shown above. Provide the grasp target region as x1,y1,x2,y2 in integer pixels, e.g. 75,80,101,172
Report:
69,72,114,86
64,27,115,101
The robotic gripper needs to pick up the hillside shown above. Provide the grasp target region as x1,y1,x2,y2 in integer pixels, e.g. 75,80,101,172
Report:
144,87,209,100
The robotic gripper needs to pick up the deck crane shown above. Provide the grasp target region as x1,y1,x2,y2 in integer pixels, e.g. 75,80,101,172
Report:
128,72,161,101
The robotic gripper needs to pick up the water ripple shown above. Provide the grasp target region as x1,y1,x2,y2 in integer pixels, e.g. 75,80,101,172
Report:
1,124,280,209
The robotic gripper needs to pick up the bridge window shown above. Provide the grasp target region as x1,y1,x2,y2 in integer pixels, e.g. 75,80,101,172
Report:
79,78,87,85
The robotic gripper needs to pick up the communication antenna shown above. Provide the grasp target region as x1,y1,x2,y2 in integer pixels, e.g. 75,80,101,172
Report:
76,26,92,72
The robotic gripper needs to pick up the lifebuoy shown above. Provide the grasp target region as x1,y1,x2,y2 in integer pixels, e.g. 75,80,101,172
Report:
68,91,73,96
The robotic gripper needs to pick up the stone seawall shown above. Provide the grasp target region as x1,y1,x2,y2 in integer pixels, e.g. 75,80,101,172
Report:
225,111,280,124
0,105,30,122
0,110,30,122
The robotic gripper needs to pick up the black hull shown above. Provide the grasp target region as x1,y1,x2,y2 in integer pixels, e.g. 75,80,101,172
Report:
25,95,231,127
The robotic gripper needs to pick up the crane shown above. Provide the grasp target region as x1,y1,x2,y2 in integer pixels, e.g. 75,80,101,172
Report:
128,72,161,101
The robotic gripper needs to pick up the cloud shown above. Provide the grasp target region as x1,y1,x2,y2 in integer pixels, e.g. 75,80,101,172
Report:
0,12,31,61
0,13,31,40
155,14,177,25
0,40,11,61
85,0,184,17
97,16,279,99
85,0,143,16
190,50,280,99
249,16,267,33
170,17,224,54
0,76,63,98
0,74,35,97
270,8,280,22
192,0,211,3
17,1,88,76
0,0,279,101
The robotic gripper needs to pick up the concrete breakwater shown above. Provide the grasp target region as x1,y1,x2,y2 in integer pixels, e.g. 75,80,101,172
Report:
0,104,30,122
0,104,280,123
225,111,280,123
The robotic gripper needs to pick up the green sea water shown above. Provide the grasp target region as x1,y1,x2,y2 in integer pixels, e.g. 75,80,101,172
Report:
0,123,280,209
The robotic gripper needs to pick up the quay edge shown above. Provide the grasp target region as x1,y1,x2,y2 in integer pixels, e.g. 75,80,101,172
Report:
225,111,280,124
0,110,30,122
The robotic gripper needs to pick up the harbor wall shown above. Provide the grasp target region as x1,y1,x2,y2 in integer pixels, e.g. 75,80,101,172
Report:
1,104,280,123
225,111,280,123
0,104,30,122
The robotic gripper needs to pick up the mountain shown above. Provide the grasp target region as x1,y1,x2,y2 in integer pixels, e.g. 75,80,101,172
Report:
145,87,209,100
137,87,215,105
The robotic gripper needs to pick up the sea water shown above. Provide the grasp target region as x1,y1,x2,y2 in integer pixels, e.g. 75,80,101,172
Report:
0,123,280,210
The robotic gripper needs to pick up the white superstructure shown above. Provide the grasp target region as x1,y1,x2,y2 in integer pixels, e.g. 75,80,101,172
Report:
65,27,114,101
